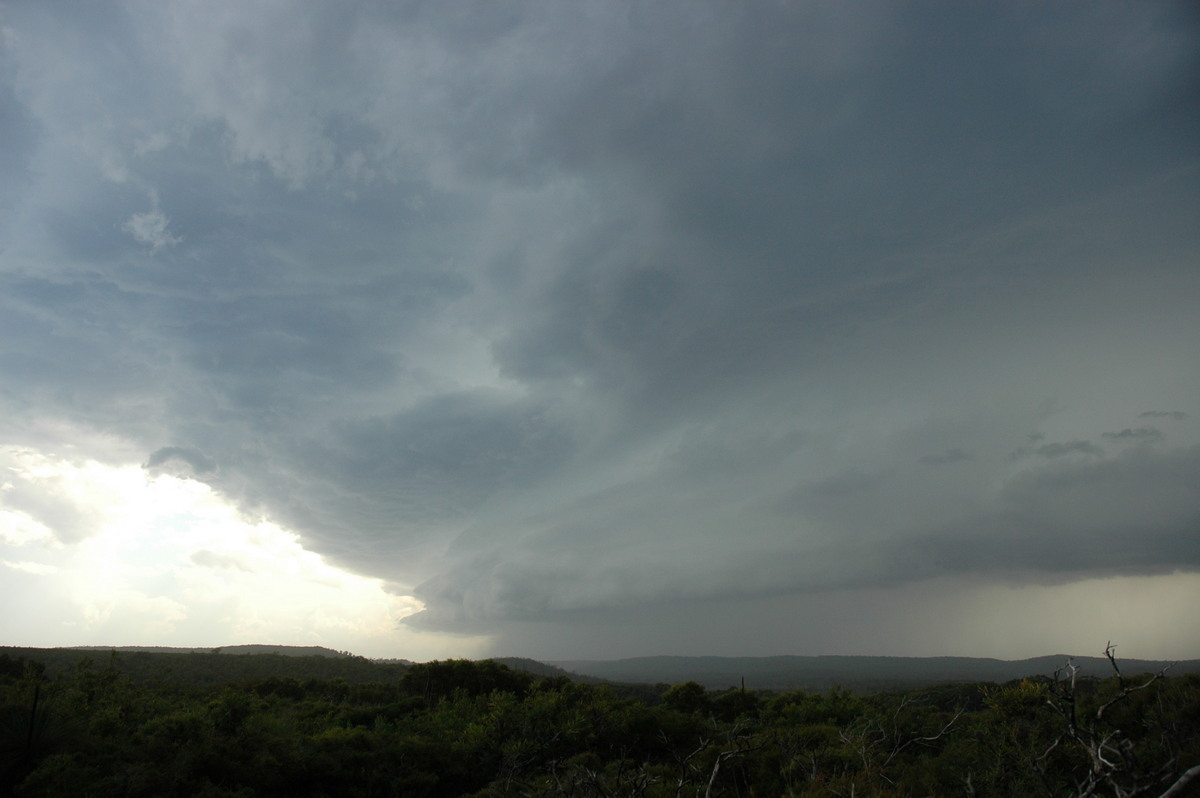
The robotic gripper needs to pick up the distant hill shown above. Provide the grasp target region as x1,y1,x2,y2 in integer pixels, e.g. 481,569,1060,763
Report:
13,646,1198,693
68,644,352,658
3,646,407,684
491,657,611,684
491,657,577,678
547,654,1200,691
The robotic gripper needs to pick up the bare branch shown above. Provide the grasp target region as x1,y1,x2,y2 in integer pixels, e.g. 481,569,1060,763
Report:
1158,765,1200,798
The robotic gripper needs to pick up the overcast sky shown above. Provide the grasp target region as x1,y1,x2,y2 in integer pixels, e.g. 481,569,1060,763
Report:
2,1,1199,662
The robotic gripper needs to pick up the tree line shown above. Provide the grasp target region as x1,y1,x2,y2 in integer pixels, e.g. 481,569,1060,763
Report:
1,649,1197,796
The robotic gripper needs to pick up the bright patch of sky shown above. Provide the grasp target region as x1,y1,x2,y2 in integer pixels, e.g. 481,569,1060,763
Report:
0,448,473,660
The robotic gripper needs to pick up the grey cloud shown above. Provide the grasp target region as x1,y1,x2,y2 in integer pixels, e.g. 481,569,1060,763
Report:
491,251,699,393
170,295,407,407
168,389,580,582
410,442,1200,633
810,468,888,498
1102,427,1163,443
663,428,808,483
920,448,971,466
144,446,217,477
1034,441,1105,459
325,392,575,512
0,70,38,220
895,445,1200,580
1009,440,1109,461
2,2,1199,655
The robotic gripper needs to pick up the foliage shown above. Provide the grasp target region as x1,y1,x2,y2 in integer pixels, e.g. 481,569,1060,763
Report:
0,648,1196,796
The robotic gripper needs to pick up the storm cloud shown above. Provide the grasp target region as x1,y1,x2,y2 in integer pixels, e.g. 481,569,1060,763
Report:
1,1,1198,659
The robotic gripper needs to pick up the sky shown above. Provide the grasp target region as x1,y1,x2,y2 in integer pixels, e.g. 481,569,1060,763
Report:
1,1,1198,663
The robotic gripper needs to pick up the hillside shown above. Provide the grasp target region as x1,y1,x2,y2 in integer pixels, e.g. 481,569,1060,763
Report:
68,644,353,657
490,657,609,683
548,653,1200,691
2,646,407,685
10,645,1198,693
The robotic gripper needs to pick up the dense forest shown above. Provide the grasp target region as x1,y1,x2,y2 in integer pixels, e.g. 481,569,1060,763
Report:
1,647,1197,797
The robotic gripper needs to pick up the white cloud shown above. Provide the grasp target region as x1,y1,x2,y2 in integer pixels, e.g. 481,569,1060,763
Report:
0,509,55,546
0,445,481,659
122,208,181,251
2,559,58,575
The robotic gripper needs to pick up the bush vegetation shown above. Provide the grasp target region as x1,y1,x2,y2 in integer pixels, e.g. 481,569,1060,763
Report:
1,648,1196,796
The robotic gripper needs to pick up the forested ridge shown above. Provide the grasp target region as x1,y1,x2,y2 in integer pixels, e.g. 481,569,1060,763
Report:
1,647,1197,797
551,655,1200,692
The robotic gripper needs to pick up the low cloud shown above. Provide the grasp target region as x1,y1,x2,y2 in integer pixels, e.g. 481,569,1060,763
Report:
897,445,1200,580
408,443,1200,634
144,447,217,477
1102,427,1163,443
1034,441,1105,459
1139,411,1188,421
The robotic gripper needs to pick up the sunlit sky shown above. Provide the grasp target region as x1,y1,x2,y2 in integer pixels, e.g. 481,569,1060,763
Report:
2,2,1199,662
